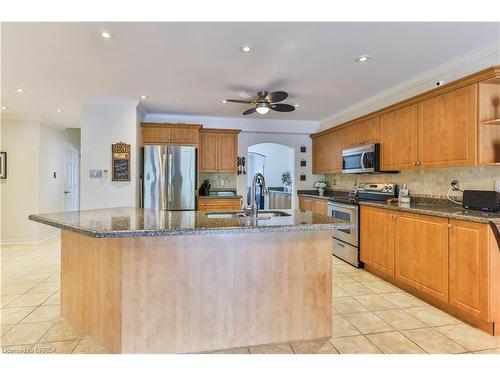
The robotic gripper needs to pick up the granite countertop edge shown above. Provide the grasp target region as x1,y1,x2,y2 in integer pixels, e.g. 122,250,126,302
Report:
197,195,243,199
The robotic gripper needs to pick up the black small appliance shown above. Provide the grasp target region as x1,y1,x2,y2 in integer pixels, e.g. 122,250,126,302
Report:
462,190,500,212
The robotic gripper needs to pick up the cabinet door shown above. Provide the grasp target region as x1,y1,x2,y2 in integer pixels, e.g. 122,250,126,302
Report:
171,127,199,145
345,117,380,147
332,129,345,172
380,105,419,170
312,134,330,173
199,132,218,172
449,220,489,320
299,196,313,211
418,84,477,168
218,133,237,173
395,212,449,302
312,200,328,216
360,206,395,277
142,126,171,144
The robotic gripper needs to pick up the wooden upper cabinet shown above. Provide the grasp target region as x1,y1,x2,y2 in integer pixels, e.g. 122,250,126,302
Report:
199,129,240,173
360,206,395,278
449,220,489,320
418,84,477,168
394,212,449,302
380,105,419,170
141,123,202,146
312,134,329,174
346,117,380,147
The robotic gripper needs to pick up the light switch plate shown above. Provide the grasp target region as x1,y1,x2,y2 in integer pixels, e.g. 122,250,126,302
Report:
90,169,103,178
220,179,225,186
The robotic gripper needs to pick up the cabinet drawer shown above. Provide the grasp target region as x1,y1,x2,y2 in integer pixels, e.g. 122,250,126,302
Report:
198,198,241,211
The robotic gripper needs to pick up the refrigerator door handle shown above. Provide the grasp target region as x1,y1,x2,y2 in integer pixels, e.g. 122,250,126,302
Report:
160,153,167,210
168,153,173,203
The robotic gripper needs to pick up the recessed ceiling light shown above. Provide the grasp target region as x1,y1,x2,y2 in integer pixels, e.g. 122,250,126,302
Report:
140,95,149,100
355,55,371,63
240,44,253,53
16,88,25,94
1,106,7,110
221,100,227,104
55,108,63,113
101,31,112,39
294,104,299,107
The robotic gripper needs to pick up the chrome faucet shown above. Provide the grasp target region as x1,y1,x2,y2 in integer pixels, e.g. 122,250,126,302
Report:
249,173,268,218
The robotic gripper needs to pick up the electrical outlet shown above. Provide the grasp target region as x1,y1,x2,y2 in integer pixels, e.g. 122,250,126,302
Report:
220,179,225,186
451,180,460,190
90,169,103,178
495,181,500,193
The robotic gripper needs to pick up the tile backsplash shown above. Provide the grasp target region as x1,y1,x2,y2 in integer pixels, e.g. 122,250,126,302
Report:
325,166,500,198
199,173,237,189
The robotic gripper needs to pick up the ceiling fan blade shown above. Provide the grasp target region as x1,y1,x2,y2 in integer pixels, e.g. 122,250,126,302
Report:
242,107,257,115
226,99,254,104
271,103,295,112
266,91,288,103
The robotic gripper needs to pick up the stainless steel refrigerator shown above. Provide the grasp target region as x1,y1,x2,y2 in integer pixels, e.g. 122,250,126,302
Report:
143,145,196,210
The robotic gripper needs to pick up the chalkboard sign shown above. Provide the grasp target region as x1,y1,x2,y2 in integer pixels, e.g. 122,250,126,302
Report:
112,142,131,181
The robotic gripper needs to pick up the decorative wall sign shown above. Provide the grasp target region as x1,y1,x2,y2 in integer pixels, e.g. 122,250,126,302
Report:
300,174,306,181
0,152,6,179
300,146,306,153
112,142,131,182
300,159,306,167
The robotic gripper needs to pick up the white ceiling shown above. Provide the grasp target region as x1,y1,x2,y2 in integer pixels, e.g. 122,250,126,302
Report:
1,22,499,128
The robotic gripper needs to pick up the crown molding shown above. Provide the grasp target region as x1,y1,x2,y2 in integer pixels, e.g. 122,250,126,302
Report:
320,41,500,130
1,114,68,130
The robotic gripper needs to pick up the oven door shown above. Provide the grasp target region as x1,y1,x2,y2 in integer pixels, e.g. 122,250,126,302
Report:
328,201,359,247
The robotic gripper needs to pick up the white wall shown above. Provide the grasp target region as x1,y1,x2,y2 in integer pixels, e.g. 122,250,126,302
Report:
80,102,139,210
0,119,80,244
248,143,293,187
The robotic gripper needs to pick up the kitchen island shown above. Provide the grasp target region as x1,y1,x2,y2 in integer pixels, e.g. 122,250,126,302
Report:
29,207,351,353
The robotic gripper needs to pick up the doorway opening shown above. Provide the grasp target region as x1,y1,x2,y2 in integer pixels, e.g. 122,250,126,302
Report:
247,143,294,210
64,144,80,211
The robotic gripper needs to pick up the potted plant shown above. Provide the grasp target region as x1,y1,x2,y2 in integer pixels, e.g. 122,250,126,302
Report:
281,170,292,192
314,181,328,196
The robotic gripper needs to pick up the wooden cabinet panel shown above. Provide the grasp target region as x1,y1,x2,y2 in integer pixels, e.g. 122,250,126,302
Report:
199,132,218,172
269,192,291,209
418,84,477,168
449,220,489,320
346,117,380,147
380,105,419,170
312,134,330,174
197,198,241,212
218,133,237,173
360,206,395,278
312,200,328,216
299,196,313,212
142,126,171,144
332,129,345,173
171,127,199,144
394,212,449,302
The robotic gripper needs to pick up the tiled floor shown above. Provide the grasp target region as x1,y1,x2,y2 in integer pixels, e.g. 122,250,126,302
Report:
1,238,500,354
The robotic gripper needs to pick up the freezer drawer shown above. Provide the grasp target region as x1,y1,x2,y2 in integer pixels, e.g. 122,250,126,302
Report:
333,238,361,268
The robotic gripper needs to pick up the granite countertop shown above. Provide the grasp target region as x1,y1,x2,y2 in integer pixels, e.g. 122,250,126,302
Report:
29,207,353,238
297,190,351,201
268,189,292,195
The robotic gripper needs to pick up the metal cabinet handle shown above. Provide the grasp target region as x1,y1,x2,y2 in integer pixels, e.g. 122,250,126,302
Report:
448,224,453,229
336,241,345,248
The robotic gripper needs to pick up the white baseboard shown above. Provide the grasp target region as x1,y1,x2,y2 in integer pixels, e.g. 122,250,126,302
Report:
0,233,61,246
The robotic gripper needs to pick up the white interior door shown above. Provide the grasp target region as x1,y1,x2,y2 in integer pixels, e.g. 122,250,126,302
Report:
64,144,80,211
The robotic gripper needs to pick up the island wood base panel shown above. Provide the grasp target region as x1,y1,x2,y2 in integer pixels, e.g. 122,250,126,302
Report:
61,230,332,353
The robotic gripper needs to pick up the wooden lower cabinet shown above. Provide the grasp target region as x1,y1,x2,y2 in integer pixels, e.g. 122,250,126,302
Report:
360,207,395,278
360,205,500,335
394,212,449,302
299,196,328,216
197,197,241,212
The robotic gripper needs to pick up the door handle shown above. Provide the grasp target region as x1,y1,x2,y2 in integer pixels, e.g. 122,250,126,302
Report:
168,153,173,202
360,151,366,171
64,191,70,194
161,153,167,210
336,241,345,248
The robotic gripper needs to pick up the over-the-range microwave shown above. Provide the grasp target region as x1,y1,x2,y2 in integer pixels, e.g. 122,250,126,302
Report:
342,143,381,174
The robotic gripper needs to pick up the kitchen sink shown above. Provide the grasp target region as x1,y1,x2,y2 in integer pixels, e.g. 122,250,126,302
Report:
205,210,291,220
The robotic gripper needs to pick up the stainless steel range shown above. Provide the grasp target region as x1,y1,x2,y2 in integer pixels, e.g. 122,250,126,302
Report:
328,183,398,267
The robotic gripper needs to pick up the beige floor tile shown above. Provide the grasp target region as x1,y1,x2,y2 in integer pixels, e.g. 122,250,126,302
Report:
21,305,61,323
340,283,377,297
380,292,427,308
332,285,349,297
473,348,500,354
208,347,250,354
0,306,36,325
6,292,53,308
343,312,395,334
1,282,37,295
330,336,382,354
39,319,84,343
31,340,80,354
375,309,427,331
362,281,401,294
29,281,60,293
0,294,22,308
333,264,359,273
291,339,338,354
0,344,33,354
331,315,361,338
41,292,60,306
333,296,368,314
435,324,500,352
1,325,14,337
366,331,425,354
72,336,110,354
249,343,294,354
346,272,380,283
354,295,398,311
404,306,460,327
0,322,53,346
401,328,466,354
332,273,356,285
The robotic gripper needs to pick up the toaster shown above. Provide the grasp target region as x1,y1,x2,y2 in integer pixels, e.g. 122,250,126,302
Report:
462,190,500,212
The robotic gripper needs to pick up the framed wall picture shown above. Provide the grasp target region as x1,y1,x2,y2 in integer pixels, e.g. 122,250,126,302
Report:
112,142,131,181
0,152,6,179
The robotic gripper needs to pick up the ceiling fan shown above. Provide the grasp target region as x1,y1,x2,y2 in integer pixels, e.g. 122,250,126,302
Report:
225,90,296,115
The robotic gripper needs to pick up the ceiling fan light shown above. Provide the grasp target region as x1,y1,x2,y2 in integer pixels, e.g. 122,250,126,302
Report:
256,103,270,115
